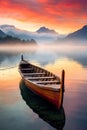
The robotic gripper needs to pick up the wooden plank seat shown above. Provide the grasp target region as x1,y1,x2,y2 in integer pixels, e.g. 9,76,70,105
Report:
33,80,60,84
23,73,46,76
26,76,54,80
45,84,60,89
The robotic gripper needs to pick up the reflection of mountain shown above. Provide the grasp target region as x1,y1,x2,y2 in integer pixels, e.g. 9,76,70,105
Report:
0,48,37,68
0,52,20,67
69,54,87,67
20,81,65,130
24,48,87,67
0,46,87,68
55,49,87,67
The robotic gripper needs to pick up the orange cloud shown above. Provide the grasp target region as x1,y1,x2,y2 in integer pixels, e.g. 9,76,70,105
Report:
0,0,87,34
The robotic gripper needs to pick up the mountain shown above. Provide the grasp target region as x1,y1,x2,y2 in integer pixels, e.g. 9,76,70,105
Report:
0,26,37,45
36,26,58,35
0,35,37,45
0,25,60,44
0,30,6,38
0,24,32,39
65,25,87,41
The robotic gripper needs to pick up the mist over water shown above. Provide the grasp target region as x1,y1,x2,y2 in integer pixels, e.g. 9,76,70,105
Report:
0,44,87,68
0,43,87,130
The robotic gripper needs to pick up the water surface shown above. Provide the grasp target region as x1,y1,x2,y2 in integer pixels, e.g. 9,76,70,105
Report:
0,45,87,130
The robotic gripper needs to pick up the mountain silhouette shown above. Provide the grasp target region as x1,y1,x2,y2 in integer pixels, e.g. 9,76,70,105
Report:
65,25,87,41
0,30,6,38
0,25,37,45
0,24,59,44
36,26,58,35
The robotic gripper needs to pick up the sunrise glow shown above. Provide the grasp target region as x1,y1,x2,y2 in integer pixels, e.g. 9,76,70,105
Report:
0,0,87,34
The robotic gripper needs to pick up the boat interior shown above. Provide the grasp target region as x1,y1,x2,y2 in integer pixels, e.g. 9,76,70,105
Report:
20,61,60,86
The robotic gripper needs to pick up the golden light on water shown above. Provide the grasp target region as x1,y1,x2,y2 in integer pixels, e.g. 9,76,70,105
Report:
0,67,20,89
45,58,87,81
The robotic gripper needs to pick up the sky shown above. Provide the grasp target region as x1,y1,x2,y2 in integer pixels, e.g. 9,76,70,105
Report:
0,0,87,34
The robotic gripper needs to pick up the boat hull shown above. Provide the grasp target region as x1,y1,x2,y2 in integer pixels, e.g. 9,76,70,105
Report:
19,57,65,109
22,77,62,109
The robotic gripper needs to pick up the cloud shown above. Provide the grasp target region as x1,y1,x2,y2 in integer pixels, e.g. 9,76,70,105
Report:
0,0,87,34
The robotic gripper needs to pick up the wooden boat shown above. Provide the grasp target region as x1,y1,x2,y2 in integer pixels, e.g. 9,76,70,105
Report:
19,55,65,109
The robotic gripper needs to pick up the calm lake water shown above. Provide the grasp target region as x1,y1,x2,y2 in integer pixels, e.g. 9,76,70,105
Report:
0,45,87,130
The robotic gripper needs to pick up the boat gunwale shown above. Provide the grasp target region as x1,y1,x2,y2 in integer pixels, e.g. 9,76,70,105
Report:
20,60,60,80
19,70,60,92
24,77,60,92
19,61,61,92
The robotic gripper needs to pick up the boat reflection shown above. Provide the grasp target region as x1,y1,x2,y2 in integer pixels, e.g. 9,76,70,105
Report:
20,80,65,130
